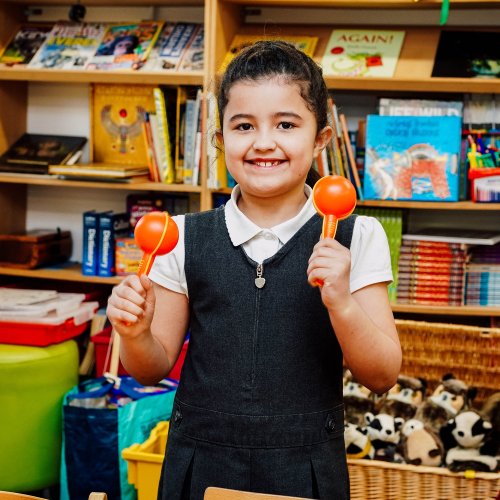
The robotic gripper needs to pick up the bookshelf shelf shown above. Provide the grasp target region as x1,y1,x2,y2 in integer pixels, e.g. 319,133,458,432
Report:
0,68,204,86
0,263,121,285
0,174,203,193
357,200,500,210
392,303,500,317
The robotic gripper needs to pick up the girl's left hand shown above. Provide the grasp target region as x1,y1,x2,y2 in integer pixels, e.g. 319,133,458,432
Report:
307,238,352,311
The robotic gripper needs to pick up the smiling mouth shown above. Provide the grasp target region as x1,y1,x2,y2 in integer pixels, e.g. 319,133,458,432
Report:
249,160,284,167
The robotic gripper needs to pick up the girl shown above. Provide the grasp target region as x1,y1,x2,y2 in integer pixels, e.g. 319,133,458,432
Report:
106,40,401,499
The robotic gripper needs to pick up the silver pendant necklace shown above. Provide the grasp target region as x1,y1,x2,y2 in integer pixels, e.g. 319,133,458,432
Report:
255,263,266,288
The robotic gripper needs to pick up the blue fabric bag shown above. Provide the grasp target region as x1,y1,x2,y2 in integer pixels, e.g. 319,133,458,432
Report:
60,376,177,500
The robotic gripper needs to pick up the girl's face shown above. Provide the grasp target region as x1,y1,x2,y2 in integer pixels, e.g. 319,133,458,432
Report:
219,77,331,202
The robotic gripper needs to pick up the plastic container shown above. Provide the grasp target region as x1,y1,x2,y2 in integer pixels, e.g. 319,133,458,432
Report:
92,327,188,380
122,420,169,500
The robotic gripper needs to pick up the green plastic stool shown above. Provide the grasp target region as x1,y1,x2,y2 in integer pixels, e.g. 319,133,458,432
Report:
0,340,79,491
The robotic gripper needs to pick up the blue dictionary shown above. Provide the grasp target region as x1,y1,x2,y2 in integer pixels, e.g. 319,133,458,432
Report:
363,115,462,201
97,211,130,277
82,210,100,276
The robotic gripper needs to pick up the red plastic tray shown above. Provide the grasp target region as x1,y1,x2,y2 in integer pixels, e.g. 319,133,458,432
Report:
92,326,188,380
0,317,89,346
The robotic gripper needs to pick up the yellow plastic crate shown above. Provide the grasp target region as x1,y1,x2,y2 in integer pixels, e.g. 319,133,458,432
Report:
122,420,169,500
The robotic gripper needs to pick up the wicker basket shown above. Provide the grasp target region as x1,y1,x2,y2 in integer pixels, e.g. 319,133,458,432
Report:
348,458,500,500
395,319,500,404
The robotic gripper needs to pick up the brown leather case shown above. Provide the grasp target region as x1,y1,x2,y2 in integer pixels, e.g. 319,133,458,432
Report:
0,229,72,269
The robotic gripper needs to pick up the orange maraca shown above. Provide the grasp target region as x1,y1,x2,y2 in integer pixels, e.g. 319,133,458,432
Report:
134,211,179,276
312,175,357,286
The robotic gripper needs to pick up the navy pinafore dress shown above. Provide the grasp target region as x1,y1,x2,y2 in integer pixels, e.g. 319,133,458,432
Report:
158,207,356,500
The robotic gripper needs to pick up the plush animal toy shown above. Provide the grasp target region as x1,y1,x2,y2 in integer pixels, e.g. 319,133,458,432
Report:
481,392,500,458
343,369,377,426
344,422,375,460
365,412,405,463
400,418,444,467
415,374,477,431
378,375,427,420
440,410,498,473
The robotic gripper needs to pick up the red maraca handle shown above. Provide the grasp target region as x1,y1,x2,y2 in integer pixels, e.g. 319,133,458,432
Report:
322,213,338,240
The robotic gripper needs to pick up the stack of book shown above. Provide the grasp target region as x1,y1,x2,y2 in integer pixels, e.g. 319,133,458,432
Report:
396,236,467,306
465,244,500,306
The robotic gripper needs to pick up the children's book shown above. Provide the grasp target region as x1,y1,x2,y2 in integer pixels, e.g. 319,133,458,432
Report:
28,22,106,70
91,84,156,166
322,29,405,78
178,25,204,72
143,22,201,71
363,115,462,201
219,34,318,72
0,24,53,65
378,98,463,117
432,31,500,79
0,133,87,174
87,21,162,71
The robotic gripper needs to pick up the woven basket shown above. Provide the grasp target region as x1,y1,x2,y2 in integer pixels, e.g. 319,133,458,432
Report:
348,458,500,500
395,319,500,404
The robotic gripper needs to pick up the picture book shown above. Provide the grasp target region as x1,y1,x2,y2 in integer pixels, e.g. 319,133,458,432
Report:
0,24,52,65
322,29,405,78
219,34,318,72
178,25,204,72
432,31,500,79
0,133,87,174
91,84,156,166
378,98,463,117
87,21,162,71
28,22,106,70
363,115,462,201
143,22,200,71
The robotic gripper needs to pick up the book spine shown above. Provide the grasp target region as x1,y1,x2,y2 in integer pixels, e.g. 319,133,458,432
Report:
153,87,174,184
82,210,99,276
97,212,130,277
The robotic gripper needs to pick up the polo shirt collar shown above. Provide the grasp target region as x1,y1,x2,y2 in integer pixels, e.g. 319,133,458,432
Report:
225,184,316,247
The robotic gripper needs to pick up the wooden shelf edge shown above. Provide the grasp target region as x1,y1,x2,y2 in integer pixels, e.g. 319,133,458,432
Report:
0,264,121,284
0,68,204,86
0,174,203,193
391,303,500,317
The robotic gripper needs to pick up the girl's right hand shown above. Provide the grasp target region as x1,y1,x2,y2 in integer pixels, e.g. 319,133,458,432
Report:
106,274,156,339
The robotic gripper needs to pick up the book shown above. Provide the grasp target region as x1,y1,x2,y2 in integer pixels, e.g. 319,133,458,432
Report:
152,87,175,183
28,22,106,70
0,24,52,65
87,21,163,70
432,31,500,79
363,115,462,201
82,210,100,276
178,25,204,72
143,22,199,71
378,98,464,117
403,228,500,246
91,84,156,166
0,133,87,174
219,34,318,72
97,211,130,277
48,162,149,179
322,29,405,78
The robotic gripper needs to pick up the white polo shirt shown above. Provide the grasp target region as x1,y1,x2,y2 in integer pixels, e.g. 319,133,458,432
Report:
149,185,393,297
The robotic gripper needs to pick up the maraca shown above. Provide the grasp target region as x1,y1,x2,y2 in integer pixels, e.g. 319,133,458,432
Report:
312,175,357,286
134,211,179,276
